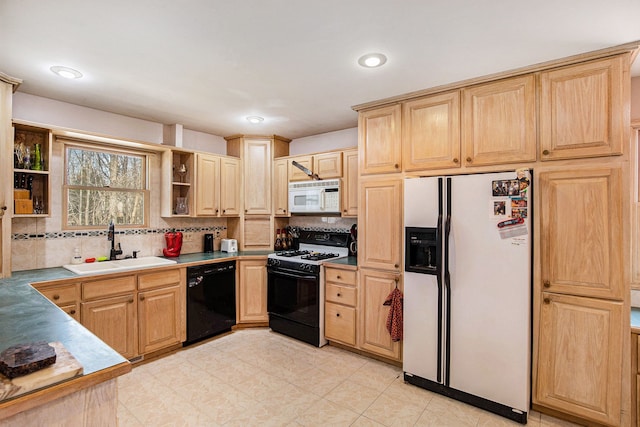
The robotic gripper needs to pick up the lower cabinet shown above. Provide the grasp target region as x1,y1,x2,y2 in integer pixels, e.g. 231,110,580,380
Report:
82,294,137,360
633,332,640,427
35,282,80,321
324,266,357,346
79,268,185,360
358,268,402,361
536,292,623,426
238,258,268,324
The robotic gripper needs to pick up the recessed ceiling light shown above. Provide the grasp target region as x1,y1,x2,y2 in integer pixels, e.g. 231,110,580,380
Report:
246,116,264,124
50,65,83,79
358,53,387,68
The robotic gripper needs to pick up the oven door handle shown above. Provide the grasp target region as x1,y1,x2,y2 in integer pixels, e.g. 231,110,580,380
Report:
267,268,317,281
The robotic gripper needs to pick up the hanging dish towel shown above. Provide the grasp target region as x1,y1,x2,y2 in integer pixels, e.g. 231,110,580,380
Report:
383,287,403,342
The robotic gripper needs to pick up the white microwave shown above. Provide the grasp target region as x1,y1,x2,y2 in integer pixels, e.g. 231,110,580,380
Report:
288,179,341,214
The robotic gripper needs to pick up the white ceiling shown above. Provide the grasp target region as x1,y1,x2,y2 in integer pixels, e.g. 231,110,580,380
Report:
1,1,640,140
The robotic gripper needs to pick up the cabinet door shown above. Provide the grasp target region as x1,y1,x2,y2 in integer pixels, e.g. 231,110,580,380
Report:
289,155,313,181
359,178,402,271
138,285,181,354
403,91,461,171
536,292,622,426
359,105,402,175
540,168,623,299
462,75,536,166
195,153,220,216
540,55,627,160
325,302,356,346
342,149,358,217
238,260,268,323
359,268,401,360
244,139,271,214
314,152,342,179
220,156,241,216
81,294,137,359
273,158,289,216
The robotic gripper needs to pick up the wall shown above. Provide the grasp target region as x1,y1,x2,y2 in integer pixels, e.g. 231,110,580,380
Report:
632,76,640,122
289,128,357,156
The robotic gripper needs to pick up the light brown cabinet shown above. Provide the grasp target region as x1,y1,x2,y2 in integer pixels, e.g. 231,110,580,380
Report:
82,293,137,360
359,177,402,271
137,269,184,354
342,149,358,217
462,75,536,166
403,91,461,171
358,268,401,361
35,282,80,322
539,55,627,161
289,155,313,181
243,138,272,214
12,123,52,217
537,293,623,426
313,152,342,179
273,158,289,216
195,154,241,217
219,156,241,216
324,266,357,346
539,167,623,300
632,332,640,427
161,149,194,217
358,105,402,175
238,259,268,324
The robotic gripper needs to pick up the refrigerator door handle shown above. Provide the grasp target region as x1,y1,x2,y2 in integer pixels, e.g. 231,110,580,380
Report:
443,177,452,386
435,213,443,383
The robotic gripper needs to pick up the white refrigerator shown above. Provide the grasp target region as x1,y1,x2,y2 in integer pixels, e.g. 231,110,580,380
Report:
403,171,531,424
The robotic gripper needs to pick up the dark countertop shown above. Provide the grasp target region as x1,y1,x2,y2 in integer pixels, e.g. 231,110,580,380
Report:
0,250,271,410
632,307,640,333
324,256,358,267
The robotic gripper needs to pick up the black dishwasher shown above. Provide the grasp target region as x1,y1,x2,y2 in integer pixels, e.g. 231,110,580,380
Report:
185,261,236,345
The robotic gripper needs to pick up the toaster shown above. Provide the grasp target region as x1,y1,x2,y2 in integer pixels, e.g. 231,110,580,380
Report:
221,239,238,253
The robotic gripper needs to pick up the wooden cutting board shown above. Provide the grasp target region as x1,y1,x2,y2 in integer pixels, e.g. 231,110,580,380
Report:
0,342,83,401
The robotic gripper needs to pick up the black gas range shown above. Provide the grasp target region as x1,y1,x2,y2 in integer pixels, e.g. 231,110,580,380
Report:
267,229,350,347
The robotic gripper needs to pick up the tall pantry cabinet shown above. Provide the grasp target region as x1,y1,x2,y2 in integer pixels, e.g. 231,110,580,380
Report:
354,45,636,425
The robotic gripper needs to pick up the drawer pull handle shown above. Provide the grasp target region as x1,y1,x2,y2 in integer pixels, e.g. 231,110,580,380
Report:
53,294,60,300
543,281,550,288
543,298,550,304
70,309,76,315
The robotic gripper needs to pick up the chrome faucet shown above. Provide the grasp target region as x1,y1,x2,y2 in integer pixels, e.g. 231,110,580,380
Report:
108,221,122,260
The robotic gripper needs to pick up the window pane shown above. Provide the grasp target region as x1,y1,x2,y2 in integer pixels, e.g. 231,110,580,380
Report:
67,148,143,189
67,189,145,227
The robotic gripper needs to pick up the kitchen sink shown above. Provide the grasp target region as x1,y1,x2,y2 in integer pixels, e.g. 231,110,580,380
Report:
63,256,177,275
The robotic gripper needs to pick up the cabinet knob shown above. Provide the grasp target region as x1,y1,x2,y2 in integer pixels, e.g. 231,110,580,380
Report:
394,264,399,269
53,294,60,300
336,275,341,279
70,309,76,315
139,295,145,301
336,313,340,317
466,157,472,163
245,209,248,213
337,293,341,297
543,281,550,288
216,209,219,213
128,298,134,304
222,209,226,214
343,209,347,213
542,149,550,155
394,164,399,169
543,298,550,305
453,158,459,164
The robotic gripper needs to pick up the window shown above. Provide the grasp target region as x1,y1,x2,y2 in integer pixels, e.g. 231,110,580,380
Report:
64,144,149,228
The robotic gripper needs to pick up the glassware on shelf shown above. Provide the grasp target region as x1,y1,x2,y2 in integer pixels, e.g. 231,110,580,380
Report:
175,197,188,215
23,147,31,170
32,144,42,171
177,163,187,183
33,197,44,214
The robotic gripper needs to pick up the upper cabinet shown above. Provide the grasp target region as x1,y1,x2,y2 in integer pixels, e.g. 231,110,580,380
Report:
242,138,272,215
313,152,342,179
342,149,358,217
161,149,194,217
462,75,536,166
403,91,461,171
273,158,289,216
539,55,627,161
359,105,402,175
219,157,241,216
195,153,219,216
288,155,313,181
12,124,52,217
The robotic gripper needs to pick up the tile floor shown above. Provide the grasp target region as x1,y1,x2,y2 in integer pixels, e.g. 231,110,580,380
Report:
117,328,581,427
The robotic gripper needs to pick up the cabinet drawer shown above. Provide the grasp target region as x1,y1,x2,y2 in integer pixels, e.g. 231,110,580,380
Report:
138,269,181,290
325,268,356,285
637,337,640,374
38,284,78,306
325,302,356,346
326,283,356,306
60,304,80,321
82,275,136,300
